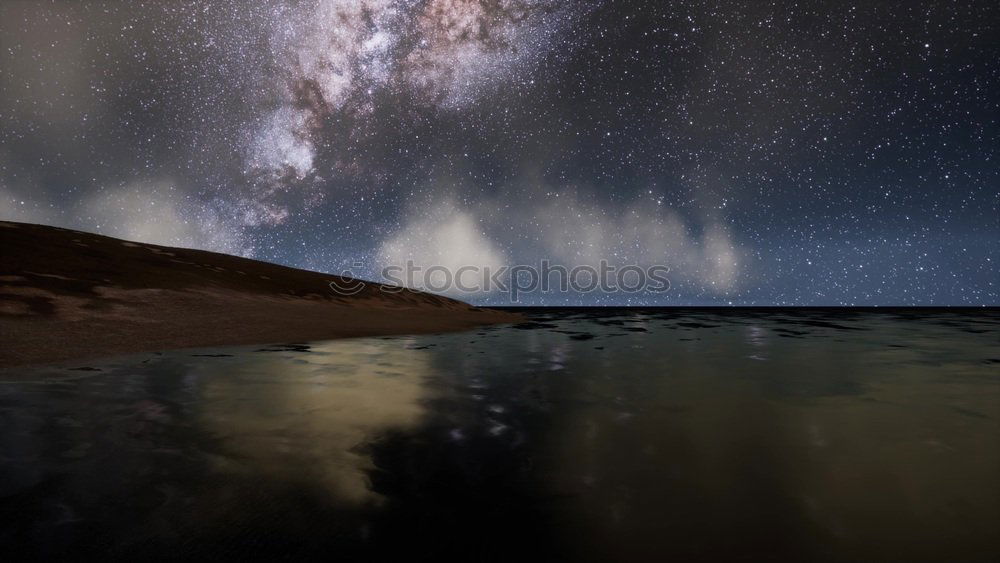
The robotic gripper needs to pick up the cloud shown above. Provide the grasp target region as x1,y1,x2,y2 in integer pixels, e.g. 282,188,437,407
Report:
0,151,61,226
0,188,58,226
377,200,509,296
374,189,742,300
530,194,741,294
1,172,250,257
79,181,250,255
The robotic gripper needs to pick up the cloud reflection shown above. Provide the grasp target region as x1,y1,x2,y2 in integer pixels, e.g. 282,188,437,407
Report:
196,338,433,505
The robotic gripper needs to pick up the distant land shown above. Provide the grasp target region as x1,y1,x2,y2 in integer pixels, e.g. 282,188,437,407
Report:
0,221,518,369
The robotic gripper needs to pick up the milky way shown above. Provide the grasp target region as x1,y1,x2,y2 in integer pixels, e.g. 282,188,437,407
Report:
247,0,582,194
1,1,997,305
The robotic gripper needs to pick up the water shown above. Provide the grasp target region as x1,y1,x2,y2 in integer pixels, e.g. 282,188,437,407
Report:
1,308,998,561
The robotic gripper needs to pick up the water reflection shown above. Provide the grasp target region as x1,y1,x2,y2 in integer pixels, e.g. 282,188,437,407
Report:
1,309,998,561
196,339,433,505
0,338,438,557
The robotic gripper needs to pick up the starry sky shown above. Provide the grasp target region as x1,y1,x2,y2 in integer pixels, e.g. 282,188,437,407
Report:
1,0,997,305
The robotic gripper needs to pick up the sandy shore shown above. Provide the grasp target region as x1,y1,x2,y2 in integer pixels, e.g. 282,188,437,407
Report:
0,221,519,369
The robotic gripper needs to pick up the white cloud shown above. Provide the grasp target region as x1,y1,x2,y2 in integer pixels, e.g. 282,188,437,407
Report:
509,192,742,294
377,200,508,296
80,181,250,255
375,190,743,299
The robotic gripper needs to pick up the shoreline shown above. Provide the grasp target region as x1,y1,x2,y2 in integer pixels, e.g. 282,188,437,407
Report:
0,298,519,370
0,221,520,370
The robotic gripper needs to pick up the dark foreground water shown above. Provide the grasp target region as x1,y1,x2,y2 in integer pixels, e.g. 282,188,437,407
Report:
1,309,998,561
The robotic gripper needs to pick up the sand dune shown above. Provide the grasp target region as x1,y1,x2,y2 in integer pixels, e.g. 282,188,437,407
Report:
0,221,518,368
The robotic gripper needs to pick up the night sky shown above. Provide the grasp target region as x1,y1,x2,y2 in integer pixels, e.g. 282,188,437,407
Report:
1,1,997,305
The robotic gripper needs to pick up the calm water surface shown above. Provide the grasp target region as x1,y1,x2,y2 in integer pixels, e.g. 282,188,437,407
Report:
1,309,998,561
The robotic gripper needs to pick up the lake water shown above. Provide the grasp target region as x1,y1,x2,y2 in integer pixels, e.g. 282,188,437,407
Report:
1,309,998,561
